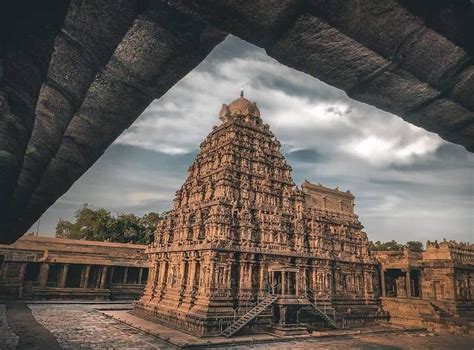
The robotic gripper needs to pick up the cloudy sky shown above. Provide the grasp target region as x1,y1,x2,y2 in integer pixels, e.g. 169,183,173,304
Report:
34,35,474,244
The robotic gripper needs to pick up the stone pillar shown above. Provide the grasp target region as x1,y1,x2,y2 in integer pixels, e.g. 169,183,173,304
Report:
154,260,162,287
248,262,253,290
259,264,266,292
100,266,108,289
59,264,69,288
239,264,245,290
188,259,196,289
123,267,129,284
282,271,286,295
381,269,386,297
299,268,305,295
138,268,143,284
362,271,367,298
109,267,115,285
39,264,50,287
406,269,411,298
159,261,168,287
180,260,187,288
82,265,91,288
18,263,27,283
209,260,215,289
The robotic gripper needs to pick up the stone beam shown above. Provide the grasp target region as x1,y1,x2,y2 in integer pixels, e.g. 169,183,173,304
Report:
268,14,474,149
161,0,474,151
0,0,69,217
3,5,225,242
303,0,474,150
8,0,139,220
1,0,473,244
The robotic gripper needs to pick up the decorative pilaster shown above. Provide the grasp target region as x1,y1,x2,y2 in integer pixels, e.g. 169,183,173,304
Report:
59,264,69,288
39,263,50,288
100,266,108,289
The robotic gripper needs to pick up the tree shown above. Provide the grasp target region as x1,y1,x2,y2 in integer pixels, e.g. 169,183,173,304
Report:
140,212,163,244
56,204,162,244
368,240,403,252
406,241,424,252
368,239,424,252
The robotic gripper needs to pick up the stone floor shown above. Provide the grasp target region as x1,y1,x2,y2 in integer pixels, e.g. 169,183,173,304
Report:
0,301,473,349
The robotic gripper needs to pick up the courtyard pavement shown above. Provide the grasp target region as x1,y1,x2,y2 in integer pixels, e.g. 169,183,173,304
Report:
0,301,473,349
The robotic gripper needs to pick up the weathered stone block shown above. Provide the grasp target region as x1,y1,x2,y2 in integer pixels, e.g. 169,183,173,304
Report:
350,66,439,115
32,83,76,150
47,33,98,104
161,0,301,47
451,66,474,111
458,123,474,153
406,99,474,136
398,28,467,88
9,83,76,216
307,0,424,59
270,15,387,92
63,0,138,64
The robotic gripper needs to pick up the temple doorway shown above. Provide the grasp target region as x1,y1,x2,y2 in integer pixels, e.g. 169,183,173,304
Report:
65,264,83,288
269,267,299,296
24,263,40,282
410,270,421,297
385,269,406,297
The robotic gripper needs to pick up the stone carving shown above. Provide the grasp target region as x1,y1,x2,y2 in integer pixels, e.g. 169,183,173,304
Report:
134,95,381,336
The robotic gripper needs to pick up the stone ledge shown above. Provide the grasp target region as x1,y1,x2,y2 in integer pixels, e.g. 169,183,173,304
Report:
99,308,426,349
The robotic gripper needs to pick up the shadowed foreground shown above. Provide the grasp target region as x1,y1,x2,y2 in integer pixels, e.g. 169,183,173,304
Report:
1,302,473,349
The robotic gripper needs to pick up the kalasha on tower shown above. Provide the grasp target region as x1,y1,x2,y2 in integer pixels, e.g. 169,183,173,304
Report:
134,93,386,337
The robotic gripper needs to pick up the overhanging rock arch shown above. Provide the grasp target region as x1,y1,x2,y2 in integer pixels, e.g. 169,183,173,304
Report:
1,0,473,243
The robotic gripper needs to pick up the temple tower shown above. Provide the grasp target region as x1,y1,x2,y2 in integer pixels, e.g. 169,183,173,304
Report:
134,94,381,336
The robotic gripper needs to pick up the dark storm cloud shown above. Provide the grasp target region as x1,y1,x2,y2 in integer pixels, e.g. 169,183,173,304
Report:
34,35,474,245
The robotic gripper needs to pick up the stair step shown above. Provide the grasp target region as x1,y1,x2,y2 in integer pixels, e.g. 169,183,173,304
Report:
222,295,278,338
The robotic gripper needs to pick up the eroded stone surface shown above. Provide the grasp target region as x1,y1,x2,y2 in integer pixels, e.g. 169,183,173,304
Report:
1,303,473,350
28,304,173,349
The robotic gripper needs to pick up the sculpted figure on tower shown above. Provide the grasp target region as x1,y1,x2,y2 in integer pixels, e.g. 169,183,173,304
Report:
134,94,381,336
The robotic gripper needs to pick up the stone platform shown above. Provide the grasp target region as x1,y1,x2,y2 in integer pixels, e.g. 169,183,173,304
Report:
101,308,437,349
1,301,474,349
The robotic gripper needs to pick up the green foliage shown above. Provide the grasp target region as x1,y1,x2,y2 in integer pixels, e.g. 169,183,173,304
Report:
55,204,162,244
368,240,424,252
406,240,424,252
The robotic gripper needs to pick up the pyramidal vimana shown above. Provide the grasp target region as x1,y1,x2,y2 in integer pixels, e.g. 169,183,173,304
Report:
134,93,385,337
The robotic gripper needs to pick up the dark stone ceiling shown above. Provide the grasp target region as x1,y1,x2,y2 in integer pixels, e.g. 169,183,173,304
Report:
1,0,473,243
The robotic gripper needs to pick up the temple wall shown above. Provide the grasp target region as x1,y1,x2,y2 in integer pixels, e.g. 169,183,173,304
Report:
0,235,149,300
375,241,474,335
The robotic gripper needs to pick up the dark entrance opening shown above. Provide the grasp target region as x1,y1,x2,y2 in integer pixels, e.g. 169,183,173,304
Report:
385,269,406,297
47,264,62,287
141,268,149,284
24,263,41,282
88,265,101,288
127,267,139,284
410,270,421,297
65,264,83,288
273,271,282,294
288,272,296,295
112,267,125,283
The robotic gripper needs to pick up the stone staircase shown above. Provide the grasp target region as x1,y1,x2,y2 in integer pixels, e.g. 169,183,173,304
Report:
221,294,279,338
430,301,453,318
306,289,345,329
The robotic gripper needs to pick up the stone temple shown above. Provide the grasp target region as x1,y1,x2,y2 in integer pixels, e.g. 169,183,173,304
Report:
133,93,386,337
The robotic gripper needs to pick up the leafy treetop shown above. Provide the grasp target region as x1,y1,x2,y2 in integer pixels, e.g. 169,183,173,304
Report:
368,240,424,252
55,204,162,244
